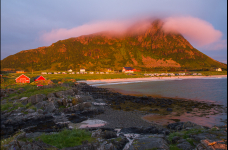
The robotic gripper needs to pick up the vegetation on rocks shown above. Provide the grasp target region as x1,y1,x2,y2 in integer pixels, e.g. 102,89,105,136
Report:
36,128,94,149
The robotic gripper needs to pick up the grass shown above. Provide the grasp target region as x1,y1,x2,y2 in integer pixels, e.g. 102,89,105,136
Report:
168,128,204,141
36,128,95,149
1,84,70,100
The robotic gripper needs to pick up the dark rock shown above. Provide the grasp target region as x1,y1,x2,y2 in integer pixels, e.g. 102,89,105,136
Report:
55,91,64,98
102,130,117,139
172,136,181,144
167,108,173,111
111,137,129,150
37,109,43,114
44,101,56,113
67,114,87,123
47,93,55,99
64,89,75,96
128,135,169,150
177,141,193,150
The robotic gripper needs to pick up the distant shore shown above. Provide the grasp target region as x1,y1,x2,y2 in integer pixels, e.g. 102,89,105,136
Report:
79,75,227,85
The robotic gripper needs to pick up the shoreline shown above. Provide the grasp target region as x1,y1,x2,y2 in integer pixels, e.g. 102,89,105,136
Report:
78,75,227,85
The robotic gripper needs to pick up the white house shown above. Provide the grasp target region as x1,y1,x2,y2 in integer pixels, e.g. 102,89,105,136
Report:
80,68,85,73
68,69,72,72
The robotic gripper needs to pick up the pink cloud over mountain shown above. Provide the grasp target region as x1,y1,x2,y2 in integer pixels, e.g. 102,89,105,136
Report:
40,16,224,50
162,16,223,47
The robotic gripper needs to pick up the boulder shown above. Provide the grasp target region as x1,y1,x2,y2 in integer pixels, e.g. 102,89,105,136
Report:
44,101,56,113
102,130,117,139
27,94,46,105
47,93,55,99
64,89,75,96
172,136,181,144
35,94,46,103
55,91,64,98
37,109,43,114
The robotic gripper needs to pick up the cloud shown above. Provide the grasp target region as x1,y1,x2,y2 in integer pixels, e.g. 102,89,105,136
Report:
162,16,223,47
201,39,227,51
40,16,224,49
40,20,132,44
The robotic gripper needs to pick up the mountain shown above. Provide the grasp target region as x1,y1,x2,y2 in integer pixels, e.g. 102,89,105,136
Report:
1,20,227,71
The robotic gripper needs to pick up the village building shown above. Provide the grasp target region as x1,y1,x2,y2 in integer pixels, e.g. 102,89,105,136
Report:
122,67,136,73
41,72,47,74
15,74,30,83
80,68,85,73
106,68,112,72
68,69,72,72
216,68,222,71
34,75,46,81
16,71,25,73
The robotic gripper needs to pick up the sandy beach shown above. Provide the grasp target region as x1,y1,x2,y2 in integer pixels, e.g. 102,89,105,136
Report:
78,75,227,86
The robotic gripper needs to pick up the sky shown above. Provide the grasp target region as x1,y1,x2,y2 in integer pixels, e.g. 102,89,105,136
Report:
1,0,227,63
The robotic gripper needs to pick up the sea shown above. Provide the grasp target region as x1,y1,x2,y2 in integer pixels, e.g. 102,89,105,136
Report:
88,77,227,127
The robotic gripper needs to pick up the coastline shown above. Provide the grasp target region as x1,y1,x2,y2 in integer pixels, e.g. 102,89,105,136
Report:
78,75,227,85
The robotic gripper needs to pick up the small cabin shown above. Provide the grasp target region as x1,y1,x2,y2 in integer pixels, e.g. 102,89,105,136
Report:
216,68,222,71
16,71,25,73
15,74,30,83
34,75,46,81
122,67,135,73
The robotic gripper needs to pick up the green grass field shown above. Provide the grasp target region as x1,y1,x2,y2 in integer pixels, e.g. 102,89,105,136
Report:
1,70,226,90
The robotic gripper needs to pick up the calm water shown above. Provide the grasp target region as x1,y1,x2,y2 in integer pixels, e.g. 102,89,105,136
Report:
98,78,227,106
96,78,227,127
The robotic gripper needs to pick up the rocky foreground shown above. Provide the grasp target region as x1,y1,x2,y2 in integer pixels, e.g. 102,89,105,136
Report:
1,82,227,150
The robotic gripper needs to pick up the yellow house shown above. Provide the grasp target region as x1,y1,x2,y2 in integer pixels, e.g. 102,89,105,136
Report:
216,68,222,71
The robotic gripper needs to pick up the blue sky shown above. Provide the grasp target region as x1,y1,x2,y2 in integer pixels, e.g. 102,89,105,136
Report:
1,0,227,63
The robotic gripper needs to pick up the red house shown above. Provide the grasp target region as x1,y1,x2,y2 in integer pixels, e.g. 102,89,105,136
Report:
122,67,136,73
15,74,30,83
34,75,46,81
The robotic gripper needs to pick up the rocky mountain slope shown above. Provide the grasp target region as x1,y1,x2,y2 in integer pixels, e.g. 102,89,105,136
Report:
1,20,226,71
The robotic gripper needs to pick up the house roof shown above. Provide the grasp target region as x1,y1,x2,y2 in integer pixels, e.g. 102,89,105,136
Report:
34,75,45,80
15,74,30,80
123,67,134,70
